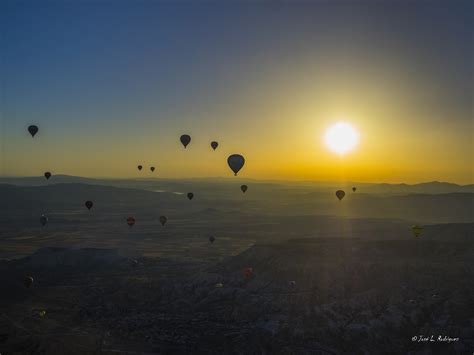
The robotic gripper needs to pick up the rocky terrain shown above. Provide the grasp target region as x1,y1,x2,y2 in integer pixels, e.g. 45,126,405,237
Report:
1,234,473,354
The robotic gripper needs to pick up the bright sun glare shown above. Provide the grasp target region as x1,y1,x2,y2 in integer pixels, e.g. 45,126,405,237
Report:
324,122,359,155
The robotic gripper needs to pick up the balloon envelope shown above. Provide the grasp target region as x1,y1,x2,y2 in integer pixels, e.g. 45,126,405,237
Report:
336,190,346,201
412,225,423,237
210,141,218,150
24,276,34,288
28,125,39,137
352,187,357,192
187,192,194,200
44,172,51,180
180,134,191,148
227,154,245,176
137,165,143,171
150,166,155,172
159,216,167,226
244,267,253,279
240,185,248,193
85,200,93,210
127,216,136,227
40,215,48,226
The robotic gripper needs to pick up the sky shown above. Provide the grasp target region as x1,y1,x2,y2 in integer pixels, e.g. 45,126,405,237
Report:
1,0,472,183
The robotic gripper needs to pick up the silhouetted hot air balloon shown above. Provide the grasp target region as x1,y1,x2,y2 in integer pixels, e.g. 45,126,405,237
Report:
159,216,167,226
412,225,423,238
352,187,357,192
44,172,51,180
85,200,93,210
336,190,345,201
127,216,136,227
180,134,191,148
40,214,48,226
24,276,34,288
244,267,253,279
187,192,194,200
28,125,39,137
210,141,218,150
209,235,215,243
150,166,155,172
227,154,245,176
240,184,248,193
137,165,143,171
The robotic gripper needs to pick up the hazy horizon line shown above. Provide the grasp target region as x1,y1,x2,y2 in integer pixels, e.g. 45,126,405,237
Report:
0,174,472,186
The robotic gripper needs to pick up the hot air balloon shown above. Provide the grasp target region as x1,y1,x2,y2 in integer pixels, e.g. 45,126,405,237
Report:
412,225,423,238
336,190,345,201
127,216,136,227
243,267,253,279
159,216,167,226
187,192,194,200
210,141,218,150
85,200,93,210
150,166,155,172
180,134,191,148
44,172,51,180
28,125,39,137
24,276,34,288
209,235,215,243
227,154,245,176
240,185,248,193
352,187,357,192
137,165,143,171
40,214,48,226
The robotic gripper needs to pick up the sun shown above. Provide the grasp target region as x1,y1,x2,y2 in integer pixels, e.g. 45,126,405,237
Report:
324,122,359,155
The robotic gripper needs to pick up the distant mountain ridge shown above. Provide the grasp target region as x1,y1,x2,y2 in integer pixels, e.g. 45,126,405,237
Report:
0,175,473,194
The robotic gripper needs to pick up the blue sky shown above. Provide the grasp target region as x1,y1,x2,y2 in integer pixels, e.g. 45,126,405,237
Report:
1,0,472,182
